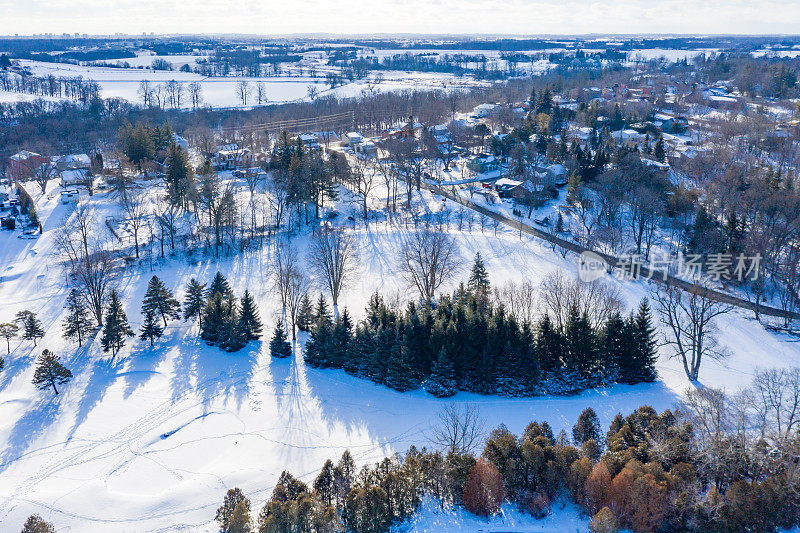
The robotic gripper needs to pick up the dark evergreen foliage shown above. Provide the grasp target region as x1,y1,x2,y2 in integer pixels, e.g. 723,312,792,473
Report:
305,287,657,397
269,323,292,358
101,289,134,357
32,349,72,395
62,288,95,347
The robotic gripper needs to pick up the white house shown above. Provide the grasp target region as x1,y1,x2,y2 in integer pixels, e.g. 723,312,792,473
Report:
60,168,90,188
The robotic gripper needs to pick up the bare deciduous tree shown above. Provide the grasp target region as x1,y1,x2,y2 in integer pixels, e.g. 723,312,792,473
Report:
652,282,734,382
428,404,485,455
538,271,623,329
121,190,147,259
309,228,358,315
398,227,461,304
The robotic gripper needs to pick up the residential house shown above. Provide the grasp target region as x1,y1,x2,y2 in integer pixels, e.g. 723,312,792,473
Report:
468,153,499,174
212,145,253,171
51,153,91,173
60,168,90,188
8,151,49,180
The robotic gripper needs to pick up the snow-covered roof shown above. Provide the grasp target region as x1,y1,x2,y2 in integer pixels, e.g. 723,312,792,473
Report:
10,150,42,162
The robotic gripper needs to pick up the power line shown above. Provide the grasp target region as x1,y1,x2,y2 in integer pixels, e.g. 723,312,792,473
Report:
218,110,354,133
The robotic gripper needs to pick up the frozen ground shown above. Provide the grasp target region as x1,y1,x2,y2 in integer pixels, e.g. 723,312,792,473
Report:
7,60,490,108
0,176,799,531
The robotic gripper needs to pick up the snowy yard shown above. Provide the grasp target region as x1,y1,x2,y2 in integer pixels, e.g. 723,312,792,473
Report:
1,175,799,531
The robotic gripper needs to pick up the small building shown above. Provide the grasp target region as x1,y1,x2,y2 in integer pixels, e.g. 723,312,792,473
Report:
60,189,79,204
494,177,522,197
51,153,91,173
472,103,498,118
212,145,252,171
8,150,49,180
60,168,90,188
355,140,378,157
341,132,365,148
468,153,499,174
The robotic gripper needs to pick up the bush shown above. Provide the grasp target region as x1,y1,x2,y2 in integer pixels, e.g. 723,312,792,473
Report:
590,506,618,533
463,459,505,517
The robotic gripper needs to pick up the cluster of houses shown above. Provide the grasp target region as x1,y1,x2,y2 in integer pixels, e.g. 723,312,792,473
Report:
6,149,93,203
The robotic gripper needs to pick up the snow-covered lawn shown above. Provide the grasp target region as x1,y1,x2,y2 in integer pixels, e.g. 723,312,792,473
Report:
1,177,799,531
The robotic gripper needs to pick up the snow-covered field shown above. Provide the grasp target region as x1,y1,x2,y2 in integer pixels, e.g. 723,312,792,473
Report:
6,60,491,108
1,174,799,531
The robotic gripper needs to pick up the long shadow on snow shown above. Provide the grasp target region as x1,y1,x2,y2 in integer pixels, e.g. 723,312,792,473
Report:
121,327,182,399
193,340,259,412
65,357,124,442
0,396,63,473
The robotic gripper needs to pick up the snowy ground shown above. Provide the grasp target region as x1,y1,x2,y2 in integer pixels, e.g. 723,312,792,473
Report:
6,60,490,108
1,175,799,531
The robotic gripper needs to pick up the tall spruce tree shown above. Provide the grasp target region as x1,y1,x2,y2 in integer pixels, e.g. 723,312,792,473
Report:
269,323,292,358
32,349,72,395
627,299,658,383
16,310,44,347
599,312,627,383
467,252,490,302
314,294,331,325
101,289,134,357
140,310,164,346
183,278,207,326
63,288,94,347
296,294,314,332
385,345,416,392
563,305,598,385
209,272,232,300
201,292,226,345
424,346,457,397
238,290,263,341
142,276,181,327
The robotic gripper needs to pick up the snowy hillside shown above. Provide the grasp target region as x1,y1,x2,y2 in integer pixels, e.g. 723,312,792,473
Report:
1,174,799,532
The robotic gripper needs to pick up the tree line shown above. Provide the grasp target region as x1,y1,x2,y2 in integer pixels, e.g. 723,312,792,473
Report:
213,367,800,533
302,257,657,397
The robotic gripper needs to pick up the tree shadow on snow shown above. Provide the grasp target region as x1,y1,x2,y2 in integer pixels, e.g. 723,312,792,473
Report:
66,357,124,442
193,341,259,412
0,396,63,473
0,350,35,392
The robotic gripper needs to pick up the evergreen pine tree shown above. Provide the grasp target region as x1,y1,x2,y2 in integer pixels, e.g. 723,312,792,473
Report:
218,296,245,352
305,318,333,367
599,312,626,383
536,313,563,374
16,310,44,346
424,346,457,397
209,272,232,300
238,290,263,341
467,253,491,302
654,135,666,162
269,323,292,358
183,278,207,326
0,322,18,354
101,289,134,357
142,275,181,327
385,345,416,392
328,309,353,367
296,294,314,332
563,306,598,386
201,292,227,346
628,299,658,383
140,309,164,346
63,289,94,347
314,294,331,325
32,349,72,395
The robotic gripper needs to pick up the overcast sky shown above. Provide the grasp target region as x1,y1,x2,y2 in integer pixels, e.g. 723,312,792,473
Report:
1,0,799,36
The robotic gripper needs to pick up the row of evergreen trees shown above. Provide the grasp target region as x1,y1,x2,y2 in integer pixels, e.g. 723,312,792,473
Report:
304,282,657,397
60,272,263,357
190,273,263,352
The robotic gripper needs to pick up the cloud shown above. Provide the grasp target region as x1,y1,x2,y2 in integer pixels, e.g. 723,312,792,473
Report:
1,0,799,35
